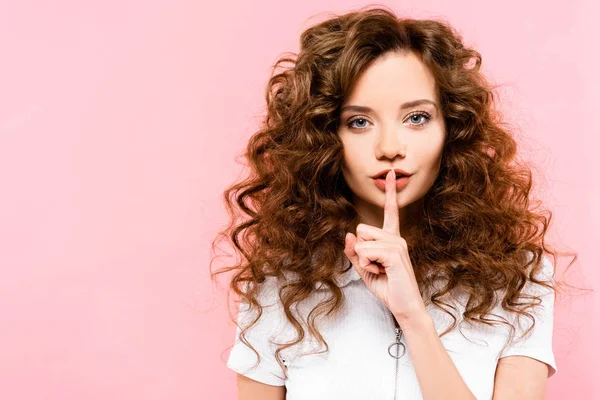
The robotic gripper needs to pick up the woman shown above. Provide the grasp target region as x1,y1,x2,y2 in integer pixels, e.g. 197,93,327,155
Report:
211,6,576,400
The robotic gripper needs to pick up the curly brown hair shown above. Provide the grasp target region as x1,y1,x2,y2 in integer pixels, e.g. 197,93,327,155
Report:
210,5,580,379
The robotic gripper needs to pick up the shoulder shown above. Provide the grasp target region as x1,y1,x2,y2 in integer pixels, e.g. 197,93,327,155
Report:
238,275,284,320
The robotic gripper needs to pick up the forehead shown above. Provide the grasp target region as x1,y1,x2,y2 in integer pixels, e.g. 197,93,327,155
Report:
343,51,438,107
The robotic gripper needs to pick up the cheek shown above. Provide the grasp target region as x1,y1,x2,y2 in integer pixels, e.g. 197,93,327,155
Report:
341,159,356,184
416,139,444,169
341,141,363,174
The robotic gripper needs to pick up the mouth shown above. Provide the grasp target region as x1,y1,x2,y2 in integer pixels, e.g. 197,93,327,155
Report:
372,174,411,191
373,174,408,181
371,168,412,180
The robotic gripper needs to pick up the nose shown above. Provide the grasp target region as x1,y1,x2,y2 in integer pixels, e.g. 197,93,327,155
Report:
375,124,406,160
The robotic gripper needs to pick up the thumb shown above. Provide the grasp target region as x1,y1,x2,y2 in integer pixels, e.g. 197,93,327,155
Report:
344,232,368,282
344,232,360,268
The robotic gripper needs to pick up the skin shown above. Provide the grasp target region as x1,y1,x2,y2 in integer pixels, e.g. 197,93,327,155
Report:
337,49,446,246
338,49,477,397
235,50,548,400
336,50,549,400
343,168,428,321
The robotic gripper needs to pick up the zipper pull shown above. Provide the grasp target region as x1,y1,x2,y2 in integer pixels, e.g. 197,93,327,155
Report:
388,326,406,358
388,311,406,358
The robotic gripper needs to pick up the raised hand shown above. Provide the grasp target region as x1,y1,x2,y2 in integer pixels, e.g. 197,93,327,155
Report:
343,169,427,323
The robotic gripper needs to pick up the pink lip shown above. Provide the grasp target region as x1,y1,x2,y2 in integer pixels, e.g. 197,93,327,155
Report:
372,175,410,191
371,168,412,179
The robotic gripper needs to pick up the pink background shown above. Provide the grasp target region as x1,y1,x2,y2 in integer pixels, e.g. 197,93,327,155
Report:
0,1,597,399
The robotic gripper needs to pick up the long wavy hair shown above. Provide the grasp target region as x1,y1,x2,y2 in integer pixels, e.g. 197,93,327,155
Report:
210,6,580,379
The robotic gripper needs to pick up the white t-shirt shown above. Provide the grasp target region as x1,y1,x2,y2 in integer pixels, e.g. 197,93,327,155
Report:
226,255,557,400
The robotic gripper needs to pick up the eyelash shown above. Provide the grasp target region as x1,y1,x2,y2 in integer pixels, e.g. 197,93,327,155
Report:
346,111,432,131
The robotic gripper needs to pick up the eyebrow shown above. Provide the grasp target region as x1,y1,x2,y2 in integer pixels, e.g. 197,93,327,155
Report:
340,99,438,114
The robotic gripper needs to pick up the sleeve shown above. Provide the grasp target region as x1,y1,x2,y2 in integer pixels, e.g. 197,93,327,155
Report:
226,277,287,386
498,255,558,378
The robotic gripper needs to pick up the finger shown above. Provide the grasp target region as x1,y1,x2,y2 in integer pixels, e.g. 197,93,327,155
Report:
382,169,400,236
344,232,360,267
346,232,377,273
354,245,395,270
347,232,381,275
354,226,370,270
354,247,386,274
356,223,401,243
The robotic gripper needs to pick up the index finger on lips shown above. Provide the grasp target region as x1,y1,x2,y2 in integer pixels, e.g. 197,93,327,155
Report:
382,169,400,236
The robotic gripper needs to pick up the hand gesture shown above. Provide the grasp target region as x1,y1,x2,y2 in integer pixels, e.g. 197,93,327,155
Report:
343,169,427,323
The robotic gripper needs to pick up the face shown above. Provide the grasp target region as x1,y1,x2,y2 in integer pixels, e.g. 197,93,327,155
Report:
337,50,446,234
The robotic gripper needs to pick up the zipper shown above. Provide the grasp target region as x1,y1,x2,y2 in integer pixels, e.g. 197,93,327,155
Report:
388,311,405,400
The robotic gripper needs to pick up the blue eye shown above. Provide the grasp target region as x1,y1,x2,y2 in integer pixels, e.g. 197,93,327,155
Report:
407,112,432,126
347,117,371,130
345,111,432,131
